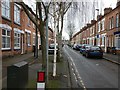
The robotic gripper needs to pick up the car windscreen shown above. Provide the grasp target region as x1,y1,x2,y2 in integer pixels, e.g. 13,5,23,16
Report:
91,47,101,50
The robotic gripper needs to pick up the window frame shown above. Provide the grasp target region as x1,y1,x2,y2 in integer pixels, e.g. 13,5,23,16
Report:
2,29,11,50
14,4,21,25
27,33,31,46
14,32,21,49
1,0,10,20
116,13,119,28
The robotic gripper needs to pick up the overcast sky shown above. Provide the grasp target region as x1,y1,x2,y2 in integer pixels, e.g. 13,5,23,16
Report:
24,0,117,40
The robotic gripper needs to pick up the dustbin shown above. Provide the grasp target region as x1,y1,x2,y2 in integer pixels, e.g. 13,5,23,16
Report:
7,61,28,88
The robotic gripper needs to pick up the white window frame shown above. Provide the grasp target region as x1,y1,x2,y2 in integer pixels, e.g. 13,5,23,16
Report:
98,22,100,32
97,36,100,46
33,33,35,45
14,31,21,49
1,0,10,19
14,4,20,24
109,18,112,29
2,29,11,50
101,19,105,31
27,33,31,46
101,36,105,47
115,35,120,49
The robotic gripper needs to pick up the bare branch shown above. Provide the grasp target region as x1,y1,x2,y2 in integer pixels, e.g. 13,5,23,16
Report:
15,2,39,28
63,2,72,15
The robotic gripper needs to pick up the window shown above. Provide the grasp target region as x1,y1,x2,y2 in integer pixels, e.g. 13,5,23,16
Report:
116,13,119,27
2,29,11,49
14,4,20,24
27,17,31,26
27,33,31,46
101,19,105,31
111,17,114,28
1,0,10,19
98,22,100,32
115,35,120,49
14,32,20,49
101,35,105,46
33,33,35,45
97,36,100,46
109,18,111,29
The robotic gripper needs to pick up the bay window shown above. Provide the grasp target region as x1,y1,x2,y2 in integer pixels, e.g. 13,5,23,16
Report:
2,29,11,50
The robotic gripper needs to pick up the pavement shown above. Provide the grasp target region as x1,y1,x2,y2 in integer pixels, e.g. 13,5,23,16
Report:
2,50,70,89
103,53,120,65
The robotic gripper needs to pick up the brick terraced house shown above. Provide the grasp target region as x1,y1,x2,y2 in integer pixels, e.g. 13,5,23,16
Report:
0,0,53,58
71,1,120,54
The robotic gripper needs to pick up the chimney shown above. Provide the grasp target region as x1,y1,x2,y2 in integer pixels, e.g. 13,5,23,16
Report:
87,23,91,27
97,14,103,20
91,20,96,24
104,8,112,15
117,0,120,6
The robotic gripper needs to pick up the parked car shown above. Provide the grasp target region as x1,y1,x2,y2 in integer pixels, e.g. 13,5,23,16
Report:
73,44,82,50
80,44,89,54
73,44,77,50
82,45,91,56
83,46,103,58
48,43,58,54
76,44,82,51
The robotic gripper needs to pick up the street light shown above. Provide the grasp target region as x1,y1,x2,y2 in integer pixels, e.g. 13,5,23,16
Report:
35,3,38,58
44,2,49,86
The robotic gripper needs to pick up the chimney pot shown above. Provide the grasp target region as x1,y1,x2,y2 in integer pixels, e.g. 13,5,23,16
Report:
104,8,112,15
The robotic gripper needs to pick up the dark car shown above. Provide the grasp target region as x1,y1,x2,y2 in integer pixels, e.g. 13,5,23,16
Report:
76,44,82,51
83,46,103,58
80,44,89,54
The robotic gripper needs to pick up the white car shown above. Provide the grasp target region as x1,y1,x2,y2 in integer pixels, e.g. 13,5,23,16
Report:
48,43,58,54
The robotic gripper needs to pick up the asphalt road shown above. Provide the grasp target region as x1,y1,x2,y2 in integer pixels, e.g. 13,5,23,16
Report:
63,45,119,89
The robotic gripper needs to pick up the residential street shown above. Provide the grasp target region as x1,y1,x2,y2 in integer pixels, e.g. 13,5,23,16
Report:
63,45,119,88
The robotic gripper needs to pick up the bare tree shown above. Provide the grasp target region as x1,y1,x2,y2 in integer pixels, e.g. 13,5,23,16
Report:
56,2,72,61
67,22,75,41
16,1,51,72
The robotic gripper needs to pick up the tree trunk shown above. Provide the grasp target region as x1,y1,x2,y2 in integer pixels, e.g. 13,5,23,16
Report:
57,33,62,62
57,14,64,62
39,24,46,70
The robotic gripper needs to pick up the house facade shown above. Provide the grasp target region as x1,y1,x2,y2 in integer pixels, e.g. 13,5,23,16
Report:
71,3,120,54
0,1,53,58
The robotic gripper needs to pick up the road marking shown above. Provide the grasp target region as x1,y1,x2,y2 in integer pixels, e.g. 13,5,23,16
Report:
64,47,87,89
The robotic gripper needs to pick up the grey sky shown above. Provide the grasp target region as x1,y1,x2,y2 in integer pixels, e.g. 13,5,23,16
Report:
23,0,117,40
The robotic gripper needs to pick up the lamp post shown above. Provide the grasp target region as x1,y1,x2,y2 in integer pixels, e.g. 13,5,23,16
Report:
44,2,49,86
35,3,38,58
